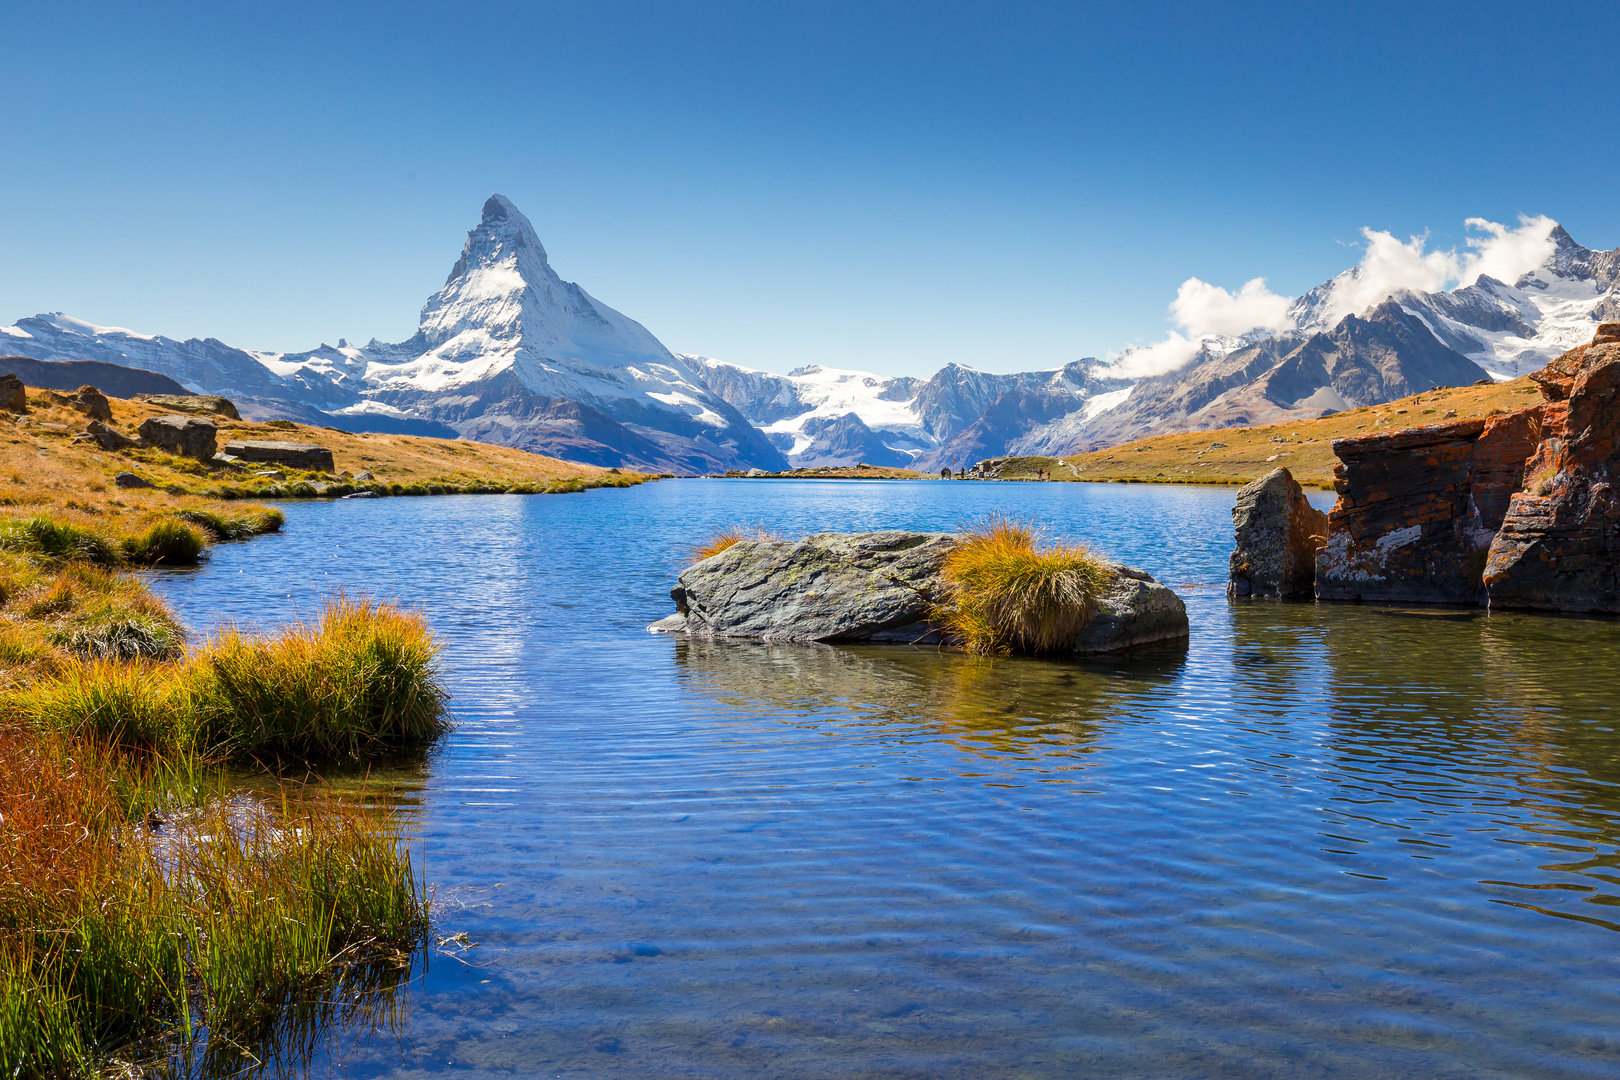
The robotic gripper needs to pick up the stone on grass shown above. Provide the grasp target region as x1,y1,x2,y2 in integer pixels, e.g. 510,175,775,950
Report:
138,414,218,459
0,373,25,413
1227,467,1327,599
222,440,335,472
113,472,152,489
131,393,241,419
87,420,142,451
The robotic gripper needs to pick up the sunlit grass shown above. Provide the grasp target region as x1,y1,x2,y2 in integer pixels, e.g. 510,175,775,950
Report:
934,515,1112,656
691,525,782,562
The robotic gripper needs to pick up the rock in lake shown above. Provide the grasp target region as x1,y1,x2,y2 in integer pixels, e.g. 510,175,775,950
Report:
1227,467,1326,599
221,440,335,472
649,530,1188,654
131,393,241,420
1315,410,1540,604
1485,324,1620,612
139,414,218,459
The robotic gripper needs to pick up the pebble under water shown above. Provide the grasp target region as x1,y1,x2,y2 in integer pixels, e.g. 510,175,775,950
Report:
147,479,1620,1079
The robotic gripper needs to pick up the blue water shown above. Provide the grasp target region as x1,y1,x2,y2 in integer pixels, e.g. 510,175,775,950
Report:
148,480,1620,1078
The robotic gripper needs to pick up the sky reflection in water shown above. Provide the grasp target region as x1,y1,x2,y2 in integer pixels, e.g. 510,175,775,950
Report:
147,480,1620,1079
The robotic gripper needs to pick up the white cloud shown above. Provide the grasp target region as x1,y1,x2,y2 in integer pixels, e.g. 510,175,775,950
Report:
1322,215,1558,323
1104,332,1204,379
1170,276,1294,337
1094,213,1560,383
1464,214,1559,287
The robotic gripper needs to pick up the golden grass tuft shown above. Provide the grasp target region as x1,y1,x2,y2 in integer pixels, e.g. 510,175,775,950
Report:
935,515,1113,656
692,525,782,562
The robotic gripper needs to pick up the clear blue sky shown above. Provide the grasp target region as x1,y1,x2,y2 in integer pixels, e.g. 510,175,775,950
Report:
0,1,1611,378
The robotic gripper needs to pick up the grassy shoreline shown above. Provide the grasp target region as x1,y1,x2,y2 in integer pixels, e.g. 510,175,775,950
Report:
4,382,658,567
0,516,448,1073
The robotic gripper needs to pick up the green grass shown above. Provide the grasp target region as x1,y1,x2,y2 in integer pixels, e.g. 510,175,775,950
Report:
0,725,428,1076
934,516,1114,656
121,520,206,566
8,597,450,762
193,597,451,761
0,517,121,567
176,504,285,540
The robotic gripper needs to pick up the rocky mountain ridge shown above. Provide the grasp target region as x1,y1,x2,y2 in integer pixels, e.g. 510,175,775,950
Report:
2,196,783,474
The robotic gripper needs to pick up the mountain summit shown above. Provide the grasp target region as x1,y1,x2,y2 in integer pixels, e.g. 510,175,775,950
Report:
1,195,784,474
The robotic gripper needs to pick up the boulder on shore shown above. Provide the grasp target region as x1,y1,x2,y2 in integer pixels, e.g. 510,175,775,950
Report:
132,393,241,420
221,440,335,472
1485,323,1620,611
1227,467,1326,599
648,530,1188,654
139,414,218,459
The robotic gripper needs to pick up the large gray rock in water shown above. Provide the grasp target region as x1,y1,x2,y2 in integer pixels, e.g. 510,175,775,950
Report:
650,530,1188,654
139,414,217,458
1228,467,1327,599
222,440,335,472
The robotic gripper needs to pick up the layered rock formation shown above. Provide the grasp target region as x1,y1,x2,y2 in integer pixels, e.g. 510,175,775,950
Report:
220,440,335,472
1315,411,1540,604
649,531,1188,654
1227,468,1327,599
1484,323,1620,611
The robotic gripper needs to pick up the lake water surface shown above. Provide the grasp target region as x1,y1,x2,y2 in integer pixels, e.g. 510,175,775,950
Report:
149,479,1620,1078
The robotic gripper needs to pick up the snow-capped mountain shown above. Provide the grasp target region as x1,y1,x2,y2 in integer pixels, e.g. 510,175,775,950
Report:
688,356,1131,469
1,196,784,473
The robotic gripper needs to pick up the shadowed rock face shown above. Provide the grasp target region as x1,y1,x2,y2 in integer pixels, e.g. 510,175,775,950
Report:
1316,410,1541,604
139,414,217,459
1228,468,1327,599
648,531,1189,654
0,373,25,413
1485,324,1620,612
220,440,336,472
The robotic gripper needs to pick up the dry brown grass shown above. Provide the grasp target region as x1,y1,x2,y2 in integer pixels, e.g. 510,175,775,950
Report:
984,378,1539,487
935,516,1113,656
692,525,783,561
2,384,654,538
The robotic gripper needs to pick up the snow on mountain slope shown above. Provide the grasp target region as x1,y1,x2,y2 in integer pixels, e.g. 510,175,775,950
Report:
689,355,1130,468
1,196,784,473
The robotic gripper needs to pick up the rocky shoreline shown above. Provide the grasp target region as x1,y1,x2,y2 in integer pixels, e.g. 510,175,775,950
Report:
1229,324,1620,613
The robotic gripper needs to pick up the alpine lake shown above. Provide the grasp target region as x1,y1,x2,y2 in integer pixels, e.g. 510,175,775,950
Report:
145,478,1620,1079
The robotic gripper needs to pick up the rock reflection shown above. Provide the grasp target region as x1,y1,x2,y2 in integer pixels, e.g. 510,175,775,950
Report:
672,637,1185,763
1314,603,1620,928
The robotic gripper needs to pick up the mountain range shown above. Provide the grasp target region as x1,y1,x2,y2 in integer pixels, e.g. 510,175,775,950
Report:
3,199,1615,472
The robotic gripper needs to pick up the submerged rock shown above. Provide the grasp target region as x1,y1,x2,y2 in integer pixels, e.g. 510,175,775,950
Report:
649,530,1188,654
1227,467,1326,599
1485,324,1620,612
